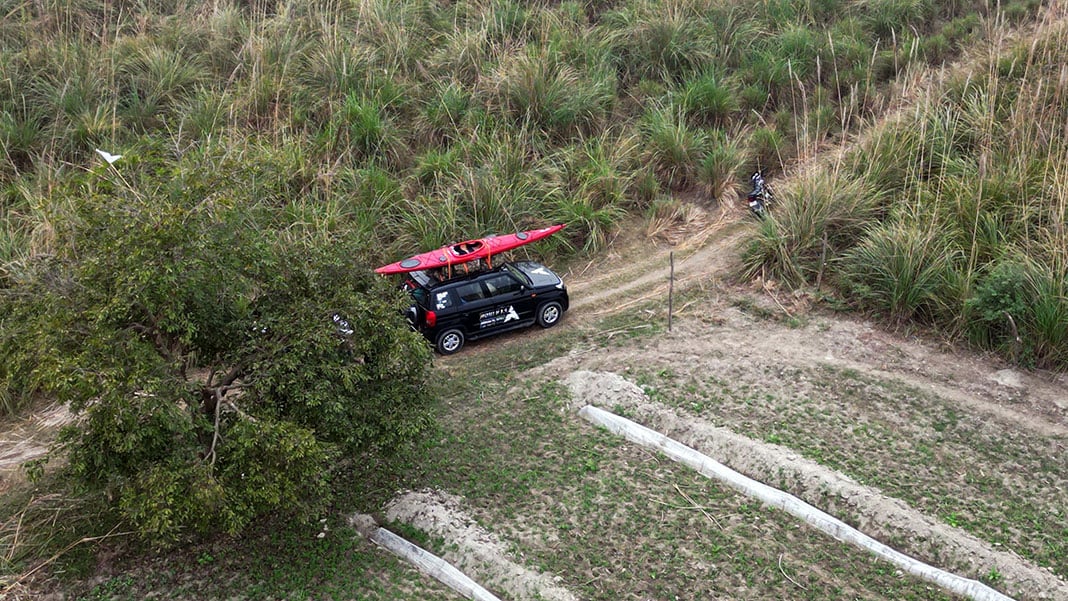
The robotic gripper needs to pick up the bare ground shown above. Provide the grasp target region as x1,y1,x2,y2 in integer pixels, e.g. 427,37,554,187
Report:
379,489,580,601
562,369,1067,600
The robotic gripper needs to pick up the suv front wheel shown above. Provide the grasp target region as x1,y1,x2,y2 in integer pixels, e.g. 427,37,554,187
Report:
536,301,563,328
435,328,465,355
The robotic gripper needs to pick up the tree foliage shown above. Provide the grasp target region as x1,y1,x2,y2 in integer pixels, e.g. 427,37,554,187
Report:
1,152,434,544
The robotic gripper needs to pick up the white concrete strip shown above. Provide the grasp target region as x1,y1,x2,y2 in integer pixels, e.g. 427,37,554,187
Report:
352,515,503,601
579,404,1016,601
385,489,580,601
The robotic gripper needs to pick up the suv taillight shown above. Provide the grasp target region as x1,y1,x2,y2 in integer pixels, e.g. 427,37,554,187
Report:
425,310,436,328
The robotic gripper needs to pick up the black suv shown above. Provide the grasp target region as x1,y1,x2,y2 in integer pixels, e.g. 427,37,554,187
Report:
402,261,569,354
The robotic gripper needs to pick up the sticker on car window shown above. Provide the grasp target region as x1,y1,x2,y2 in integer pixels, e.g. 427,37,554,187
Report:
436,291,451,310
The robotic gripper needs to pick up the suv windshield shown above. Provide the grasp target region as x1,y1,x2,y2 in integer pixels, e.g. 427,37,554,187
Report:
503,263,532,287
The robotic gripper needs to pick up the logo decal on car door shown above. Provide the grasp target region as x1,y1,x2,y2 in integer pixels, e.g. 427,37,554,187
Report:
479,305,519,328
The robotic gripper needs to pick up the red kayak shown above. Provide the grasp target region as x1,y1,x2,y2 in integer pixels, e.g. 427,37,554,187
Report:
375,224,566,275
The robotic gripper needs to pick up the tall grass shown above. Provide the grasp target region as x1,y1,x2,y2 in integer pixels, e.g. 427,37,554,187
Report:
697,129,748,200
543,130,641,251
750,16,1068,368
840,219,963,324
677,69,738,128
1,0,1044,205
602,6,715,84
0,0,1057,367
486,46,616,142
742,170,886,286
639,106,708,190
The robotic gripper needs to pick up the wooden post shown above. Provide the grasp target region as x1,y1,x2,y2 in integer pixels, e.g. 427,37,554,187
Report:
816,231,828,290
668,251,674,332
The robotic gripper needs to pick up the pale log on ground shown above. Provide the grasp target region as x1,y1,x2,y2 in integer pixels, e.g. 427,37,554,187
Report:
384,489,580,601
350,514,502,601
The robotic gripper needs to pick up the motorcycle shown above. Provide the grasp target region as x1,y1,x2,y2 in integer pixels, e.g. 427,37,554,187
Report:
746,172,773,219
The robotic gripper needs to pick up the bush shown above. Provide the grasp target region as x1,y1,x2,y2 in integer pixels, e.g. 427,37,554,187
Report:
965,258,1030,353
743,172,887,286
841,221,962,323
965,256,1068,367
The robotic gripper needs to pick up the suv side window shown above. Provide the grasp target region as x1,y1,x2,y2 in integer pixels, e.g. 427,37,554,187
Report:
455,282,485,303
482,273,523,297
432,289,457,310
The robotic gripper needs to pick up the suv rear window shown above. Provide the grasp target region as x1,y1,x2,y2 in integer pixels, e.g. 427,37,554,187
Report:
430,289,457,310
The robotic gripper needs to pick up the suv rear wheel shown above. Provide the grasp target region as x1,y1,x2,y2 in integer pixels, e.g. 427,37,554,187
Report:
435,328,465,355
536,301,563,328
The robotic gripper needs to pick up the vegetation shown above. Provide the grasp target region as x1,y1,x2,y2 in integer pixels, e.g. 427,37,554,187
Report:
0,0,1062,595
1,0,1039,261
744,16,1068,369
1,149,434,545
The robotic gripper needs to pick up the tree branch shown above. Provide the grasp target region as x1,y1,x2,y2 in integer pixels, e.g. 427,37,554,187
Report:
226,399,258,423
206,386,223,466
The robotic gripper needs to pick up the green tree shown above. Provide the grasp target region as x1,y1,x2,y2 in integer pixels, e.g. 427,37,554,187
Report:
1,157,433,544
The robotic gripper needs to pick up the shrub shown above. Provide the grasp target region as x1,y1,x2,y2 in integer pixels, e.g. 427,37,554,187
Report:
965,255,1068,367
743,171,886,286
965,258,1031,353
677,71,738,128
841,221,962,323
639,106,709,190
